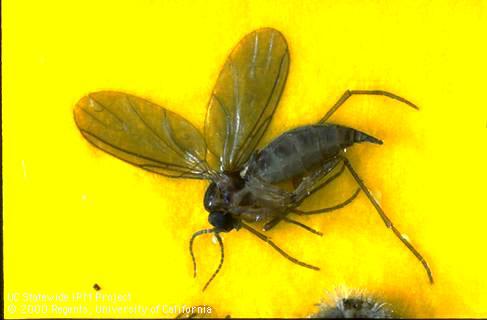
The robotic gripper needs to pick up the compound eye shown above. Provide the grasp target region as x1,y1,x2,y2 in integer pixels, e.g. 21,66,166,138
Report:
208,211,234,232
204,182,220,211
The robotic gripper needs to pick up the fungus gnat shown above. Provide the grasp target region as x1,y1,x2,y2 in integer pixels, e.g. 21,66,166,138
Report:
74,28,433,290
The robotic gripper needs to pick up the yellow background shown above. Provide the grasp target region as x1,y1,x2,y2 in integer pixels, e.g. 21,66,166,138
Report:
3,0,487,318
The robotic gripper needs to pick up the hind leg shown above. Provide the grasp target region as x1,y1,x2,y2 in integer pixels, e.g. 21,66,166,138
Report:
291,158,359,212
318,90,418,124
338,155,434,284
264,159,353,233
291,188,360,215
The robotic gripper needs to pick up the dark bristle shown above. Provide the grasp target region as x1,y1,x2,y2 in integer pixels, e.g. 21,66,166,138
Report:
310,289,396,319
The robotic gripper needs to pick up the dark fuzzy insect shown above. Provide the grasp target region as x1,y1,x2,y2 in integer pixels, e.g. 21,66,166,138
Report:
311,289,396,319
74,28,433,290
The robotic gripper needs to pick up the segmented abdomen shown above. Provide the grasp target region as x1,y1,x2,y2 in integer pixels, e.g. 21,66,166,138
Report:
246,124,381,183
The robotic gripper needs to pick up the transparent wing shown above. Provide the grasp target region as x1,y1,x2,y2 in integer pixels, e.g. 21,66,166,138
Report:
205,28,289,171
74,91,211,179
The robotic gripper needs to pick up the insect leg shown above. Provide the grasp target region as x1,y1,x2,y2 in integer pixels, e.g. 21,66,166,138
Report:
340,156,434,284
282,217,323,236
240,222,320,271
262,216,284,231
290,160,359,217
318,90,419,124
292,188,360,215
294,159,343,205
263,215,323,237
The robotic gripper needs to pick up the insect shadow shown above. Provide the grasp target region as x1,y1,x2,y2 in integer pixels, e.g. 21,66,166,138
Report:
74,28,433,291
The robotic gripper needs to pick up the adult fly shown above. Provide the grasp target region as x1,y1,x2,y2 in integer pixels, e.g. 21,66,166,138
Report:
74,28,433,290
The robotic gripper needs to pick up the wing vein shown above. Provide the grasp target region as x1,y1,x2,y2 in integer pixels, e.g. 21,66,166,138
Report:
250,31,259,79
229,57,241,166
212,93,233,168
89,96,126,128
79,107,116,130
234,50,288,165
80,129,195,171
125,95,190,164
161,112,208,171
265,31,275,72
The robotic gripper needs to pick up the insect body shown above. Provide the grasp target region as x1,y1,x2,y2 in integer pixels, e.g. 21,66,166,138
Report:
246,124,382,184
74,28,433,290
205,124,381,227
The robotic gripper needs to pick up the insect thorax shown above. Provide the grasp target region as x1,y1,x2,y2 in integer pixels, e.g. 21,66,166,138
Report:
203,171,246,212
204,171,249,231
